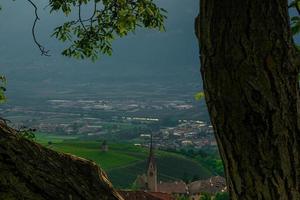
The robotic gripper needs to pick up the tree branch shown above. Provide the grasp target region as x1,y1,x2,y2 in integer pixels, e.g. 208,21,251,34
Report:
27,0,50,56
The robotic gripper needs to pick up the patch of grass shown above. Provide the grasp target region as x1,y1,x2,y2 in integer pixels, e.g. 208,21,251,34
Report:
35,133,78,145
35,133,213,188
107,155,212,188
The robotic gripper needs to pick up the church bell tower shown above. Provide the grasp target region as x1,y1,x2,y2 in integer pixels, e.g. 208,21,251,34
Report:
147,134,157,192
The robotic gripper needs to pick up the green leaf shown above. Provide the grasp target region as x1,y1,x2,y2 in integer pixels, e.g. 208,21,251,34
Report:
194,92,205,101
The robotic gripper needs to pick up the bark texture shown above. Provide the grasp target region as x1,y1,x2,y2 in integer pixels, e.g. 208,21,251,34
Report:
0,123,123,200
196,0,300,199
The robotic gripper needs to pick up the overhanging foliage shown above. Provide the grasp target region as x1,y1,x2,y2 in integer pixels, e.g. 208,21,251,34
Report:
49,0,167,60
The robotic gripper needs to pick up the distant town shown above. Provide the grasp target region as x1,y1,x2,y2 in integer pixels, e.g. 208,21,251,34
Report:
140,120,215,150
1,98,216,150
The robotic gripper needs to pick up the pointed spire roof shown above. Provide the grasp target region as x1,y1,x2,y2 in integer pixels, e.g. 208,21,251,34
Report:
147,133,156,169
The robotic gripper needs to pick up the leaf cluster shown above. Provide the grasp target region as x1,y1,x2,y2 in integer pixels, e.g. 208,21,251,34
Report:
50,0,167,60
18,127,37,141
0,76,6,103
215,192,229,200
194,91,205,101
290,1,300,35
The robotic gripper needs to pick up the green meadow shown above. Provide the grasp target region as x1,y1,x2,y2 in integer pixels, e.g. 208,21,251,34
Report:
36,133,212,188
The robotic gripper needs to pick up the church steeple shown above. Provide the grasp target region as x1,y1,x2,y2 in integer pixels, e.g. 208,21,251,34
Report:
147,133,157,192
148,133,156,168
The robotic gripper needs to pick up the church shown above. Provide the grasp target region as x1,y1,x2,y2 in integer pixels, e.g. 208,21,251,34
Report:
134,134,188,197
146,134,158,192
135,134,158,192
134,134,227,199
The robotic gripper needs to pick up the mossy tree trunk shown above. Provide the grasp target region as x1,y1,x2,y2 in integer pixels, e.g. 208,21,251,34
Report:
196,0,300,199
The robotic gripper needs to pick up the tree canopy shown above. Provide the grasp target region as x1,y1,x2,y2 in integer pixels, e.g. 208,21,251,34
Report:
45,0,166,60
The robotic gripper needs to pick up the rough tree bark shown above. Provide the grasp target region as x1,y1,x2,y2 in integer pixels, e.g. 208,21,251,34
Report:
196,0,300,199
0,122,123,200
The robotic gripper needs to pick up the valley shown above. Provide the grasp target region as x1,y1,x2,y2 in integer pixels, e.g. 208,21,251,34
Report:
35,133,219,188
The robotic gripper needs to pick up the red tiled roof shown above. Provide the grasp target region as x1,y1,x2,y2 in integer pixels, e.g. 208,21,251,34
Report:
188,176,227,194
119,190,173,200
157,181,188,194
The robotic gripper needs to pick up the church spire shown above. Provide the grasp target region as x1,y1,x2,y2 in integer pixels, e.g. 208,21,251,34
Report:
148,133,156,169
147,133,157,192
150,133,153,155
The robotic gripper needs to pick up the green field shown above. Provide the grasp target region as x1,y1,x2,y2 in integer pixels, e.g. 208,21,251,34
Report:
36,133,212,188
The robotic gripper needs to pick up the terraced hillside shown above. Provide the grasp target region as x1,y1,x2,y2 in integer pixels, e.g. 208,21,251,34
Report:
36,134,212,188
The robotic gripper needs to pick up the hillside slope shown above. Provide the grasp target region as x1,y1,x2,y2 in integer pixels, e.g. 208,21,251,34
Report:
0,123,123,200
35,137,212,188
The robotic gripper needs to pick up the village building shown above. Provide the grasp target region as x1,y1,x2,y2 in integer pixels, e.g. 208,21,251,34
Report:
134,135,188,197
101,140,108,152
119,191,174,200
188,176,227,200
134,135,227,199
157,181,188,197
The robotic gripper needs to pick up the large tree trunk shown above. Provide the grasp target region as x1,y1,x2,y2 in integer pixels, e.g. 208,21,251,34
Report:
0,123,123,200
196,0,300,199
